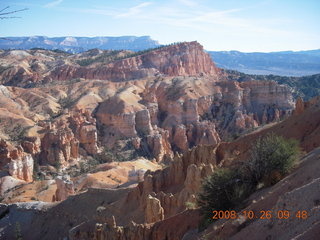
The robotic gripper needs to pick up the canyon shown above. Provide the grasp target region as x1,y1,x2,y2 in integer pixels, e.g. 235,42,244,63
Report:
0,41,318,240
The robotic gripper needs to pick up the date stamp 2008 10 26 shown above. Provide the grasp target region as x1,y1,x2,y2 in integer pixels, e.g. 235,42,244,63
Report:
212,210,309,220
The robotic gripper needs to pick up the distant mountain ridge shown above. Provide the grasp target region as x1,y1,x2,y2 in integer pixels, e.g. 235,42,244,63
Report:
1,36,320,76
0,36,160,53
209,49,320,77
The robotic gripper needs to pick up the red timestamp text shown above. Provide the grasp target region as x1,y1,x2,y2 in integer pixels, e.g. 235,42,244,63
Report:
212,210,309,220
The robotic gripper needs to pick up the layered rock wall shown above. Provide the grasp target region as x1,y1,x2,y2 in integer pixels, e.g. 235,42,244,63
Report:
0,139,34,182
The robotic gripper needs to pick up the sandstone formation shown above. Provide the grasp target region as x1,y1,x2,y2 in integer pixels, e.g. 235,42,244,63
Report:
294,96,305,115
40,122,79,166
21,137,41,155
40,109,98,167
8,154,34,183
145,195,164,223
68,109,98,155
216,96,320,164
95,77,293,161
54,175,75,201
0,139,34,183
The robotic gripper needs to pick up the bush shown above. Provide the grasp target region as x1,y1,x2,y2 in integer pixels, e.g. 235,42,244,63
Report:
15,222,22,240
197,168,253,221
245,133,300,186
197,133,300,228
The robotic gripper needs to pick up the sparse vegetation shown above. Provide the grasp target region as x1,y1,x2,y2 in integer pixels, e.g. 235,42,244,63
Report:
244,133,300,186
185,201,197,210
15,222,22,240
166,78,181,100
78,158,100,174
197,168,253,223
58,96,75,109
8,125,32,142
0,65,11,74
33,160,41,181
197,133,300,227
54,161,62,171
76,50,123,66
50,94,79,119
75,42,186,66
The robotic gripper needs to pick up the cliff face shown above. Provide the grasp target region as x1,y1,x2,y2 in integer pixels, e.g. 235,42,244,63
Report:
0,139,34,183
45,42,219,82
95,77,294,162
40,109,98,166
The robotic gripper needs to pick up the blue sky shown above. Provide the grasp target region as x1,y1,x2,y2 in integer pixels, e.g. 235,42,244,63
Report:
0,0,319,52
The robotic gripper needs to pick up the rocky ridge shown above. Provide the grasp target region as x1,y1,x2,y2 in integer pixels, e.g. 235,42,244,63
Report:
0,41,218,86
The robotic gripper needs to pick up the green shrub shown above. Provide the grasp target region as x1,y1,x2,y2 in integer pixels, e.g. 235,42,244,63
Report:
197,133,300,229
15,222,22,240
197,168,252,221
185,201,196,210
245,133,300,186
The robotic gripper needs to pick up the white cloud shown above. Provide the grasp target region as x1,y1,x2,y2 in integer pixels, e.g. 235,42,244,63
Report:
114,4,293,37
116,2,153,18
178,0,197,7
51,1,295,42
45,0,64,8
67,8,118,17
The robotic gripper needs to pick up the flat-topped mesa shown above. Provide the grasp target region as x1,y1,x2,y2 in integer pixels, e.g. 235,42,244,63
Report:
47,41,219,82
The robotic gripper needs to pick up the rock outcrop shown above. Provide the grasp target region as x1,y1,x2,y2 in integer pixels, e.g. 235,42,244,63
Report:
96,77,293,161
54,175,75,201
47,41,219,82
40,121,79,166
216,96,320,164
294,96,305,115
63,146,215,240
0,40,318,240
0,139,34,182
68,109,98,155
40,109,98,167
21,137,41,155
145,195,164,223
8,154,34,183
